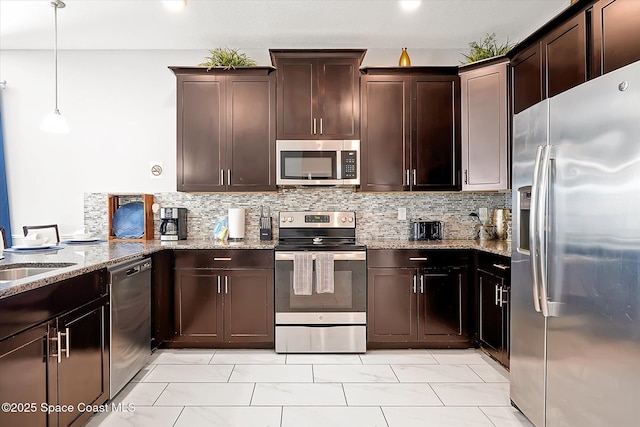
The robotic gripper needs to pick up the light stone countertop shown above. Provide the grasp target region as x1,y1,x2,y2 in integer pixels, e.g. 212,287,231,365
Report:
0,238,509,300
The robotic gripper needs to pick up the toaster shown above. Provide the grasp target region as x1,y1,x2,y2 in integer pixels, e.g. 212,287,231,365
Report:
410,220,443,241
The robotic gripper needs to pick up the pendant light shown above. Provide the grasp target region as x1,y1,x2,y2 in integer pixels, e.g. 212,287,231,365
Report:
41,0,69,134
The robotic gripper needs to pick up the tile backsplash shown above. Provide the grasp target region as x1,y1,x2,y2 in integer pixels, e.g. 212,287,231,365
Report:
85,188,511,241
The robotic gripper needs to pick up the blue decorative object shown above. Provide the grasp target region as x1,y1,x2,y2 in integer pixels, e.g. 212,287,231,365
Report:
112,202,145,238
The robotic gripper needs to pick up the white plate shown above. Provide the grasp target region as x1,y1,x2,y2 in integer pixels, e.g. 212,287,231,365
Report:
11,244,56,250
68,237,99,242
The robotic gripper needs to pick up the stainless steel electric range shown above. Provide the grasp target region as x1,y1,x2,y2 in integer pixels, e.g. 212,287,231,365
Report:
274,211,366,353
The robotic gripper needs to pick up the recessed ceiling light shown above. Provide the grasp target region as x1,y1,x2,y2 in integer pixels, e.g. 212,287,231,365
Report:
162,0,187,12
400,1,421,12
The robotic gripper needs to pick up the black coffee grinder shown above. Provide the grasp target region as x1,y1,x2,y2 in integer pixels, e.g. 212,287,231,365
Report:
159,207,187,241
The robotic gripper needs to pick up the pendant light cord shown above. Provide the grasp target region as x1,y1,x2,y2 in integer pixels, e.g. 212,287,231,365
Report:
53,2,59,112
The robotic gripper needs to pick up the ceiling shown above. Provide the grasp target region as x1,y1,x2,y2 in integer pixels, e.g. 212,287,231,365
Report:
1,0,568,53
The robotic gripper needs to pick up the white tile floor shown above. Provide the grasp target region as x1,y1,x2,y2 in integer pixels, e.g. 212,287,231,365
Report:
86,349,534,427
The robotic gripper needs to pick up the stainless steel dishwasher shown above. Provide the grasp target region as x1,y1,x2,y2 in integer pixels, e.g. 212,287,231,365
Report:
108,257,152,399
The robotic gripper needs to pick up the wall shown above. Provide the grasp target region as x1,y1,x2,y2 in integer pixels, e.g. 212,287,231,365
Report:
0,48,465,240
85,189,511,241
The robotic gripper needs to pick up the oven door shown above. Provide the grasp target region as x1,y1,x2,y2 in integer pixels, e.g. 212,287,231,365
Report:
275,251,366,323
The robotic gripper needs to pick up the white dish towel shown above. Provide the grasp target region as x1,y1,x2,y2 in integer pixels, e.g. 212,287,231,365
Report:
293,252,313,295
315,252,335,294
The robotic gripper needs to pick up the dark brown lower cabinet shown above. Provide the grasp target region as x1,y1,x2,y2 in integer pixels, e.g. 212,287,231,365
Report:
56,301,109,427
477,253,511,367
0,270,109,427
0,323,52,427
172,250,274,347
367,250,471,348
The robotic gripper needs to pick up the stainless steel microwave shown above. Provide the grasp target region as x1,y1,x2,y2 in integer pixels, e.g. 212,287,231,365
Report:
276,140,360,186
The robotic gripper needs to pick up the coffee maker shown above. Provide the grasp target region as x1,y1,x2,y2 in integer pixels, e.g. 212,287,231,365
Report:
159,207,187,241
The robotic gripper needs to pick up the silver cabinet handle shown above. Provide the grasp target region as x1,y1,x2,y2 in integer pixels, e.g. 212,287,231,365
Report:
224,276,228,294
501,287,509,306
409,257,428,261
405,169,410,186
420,275,424,294
320,118,323,135
53,327,70,363
492,263,510,270
412,169,417,186
495,284,500,306
227,169,231,185
464,169,468,184
217,276,221,294
313,118,317,135
412,275,417,294
220,169,224,185
213,257,232,261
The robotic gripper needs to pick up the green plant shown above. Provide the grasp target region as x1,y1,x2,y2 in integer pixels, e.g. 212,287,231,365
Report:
199,47,257,69
461,33,515,64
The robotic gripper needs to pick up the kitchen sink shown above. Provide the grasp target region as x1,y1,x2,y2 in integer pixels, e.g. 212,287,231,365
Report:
0,263,76,282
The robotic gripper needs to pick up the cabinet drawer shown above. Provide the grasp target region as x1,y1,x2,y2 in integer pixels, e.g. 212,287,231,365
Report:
174,249,273,269
367,249,470,268
477,252,510,278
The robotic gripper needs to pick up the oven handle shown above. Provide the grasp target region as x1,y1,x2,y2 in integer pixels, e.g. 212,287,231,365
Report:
275,251,366,261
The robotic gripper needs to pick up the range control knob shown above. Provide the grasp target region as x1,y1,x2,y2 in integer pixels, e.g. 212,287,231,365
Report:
287,217,294,223
341,217,347,223
348,217,354,223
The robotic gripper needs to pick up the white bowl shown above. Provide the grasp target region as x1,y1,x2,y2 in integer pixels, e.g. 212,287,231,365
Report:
72,233,92,239
23,238,46,246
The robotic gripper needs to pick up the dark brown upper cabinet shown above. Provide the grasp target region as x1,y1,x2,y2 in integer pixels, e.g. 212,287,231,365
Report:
511,44,543,115
459,59,509,191
591,0,640,77
542,12,587,98
170,67,276,192
360,68,460,192
270,50,366,140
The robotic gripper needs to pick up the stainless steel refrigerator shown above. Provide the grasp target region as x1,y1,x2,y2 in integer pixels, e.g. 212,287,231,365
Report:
511,60,640,427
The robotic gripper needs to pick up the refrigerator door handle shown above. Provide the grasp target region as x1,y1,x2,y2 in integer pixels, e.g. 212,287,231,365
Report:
538,145,552,317
529,145,544,313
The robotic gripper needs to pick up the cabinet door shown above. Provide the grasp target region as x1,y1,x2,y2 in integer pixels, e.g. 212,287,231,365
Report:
360,75,411,191
367,268,417,342
478,269,504,362
418,269,464,342
174,270,223,342
57,301,108,427
512,43,543,114
412,76,459,190
318,58,360,139
591,0,640,76
224,270,274,343
226,75,276,191
177,75,226,191
276,59,317,139
0,323,53,427
460,62,508,191
542,12,587,98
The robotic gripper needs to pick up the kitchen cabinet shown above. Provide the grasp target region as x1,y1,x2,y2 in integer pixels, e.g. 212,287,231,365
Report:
591,0,640,77
511,43,543,115
477,252,510,368
172,250,274,347
270,50,365,140
0,270,109,427
171,67,276,192
541,11,587,98
360,68,460,191
367,250,471,347
459,59,509,191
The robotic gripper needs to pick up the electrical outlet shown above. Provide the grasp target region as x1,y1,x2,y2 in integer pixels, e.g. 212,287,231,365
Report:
398,207,407,221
